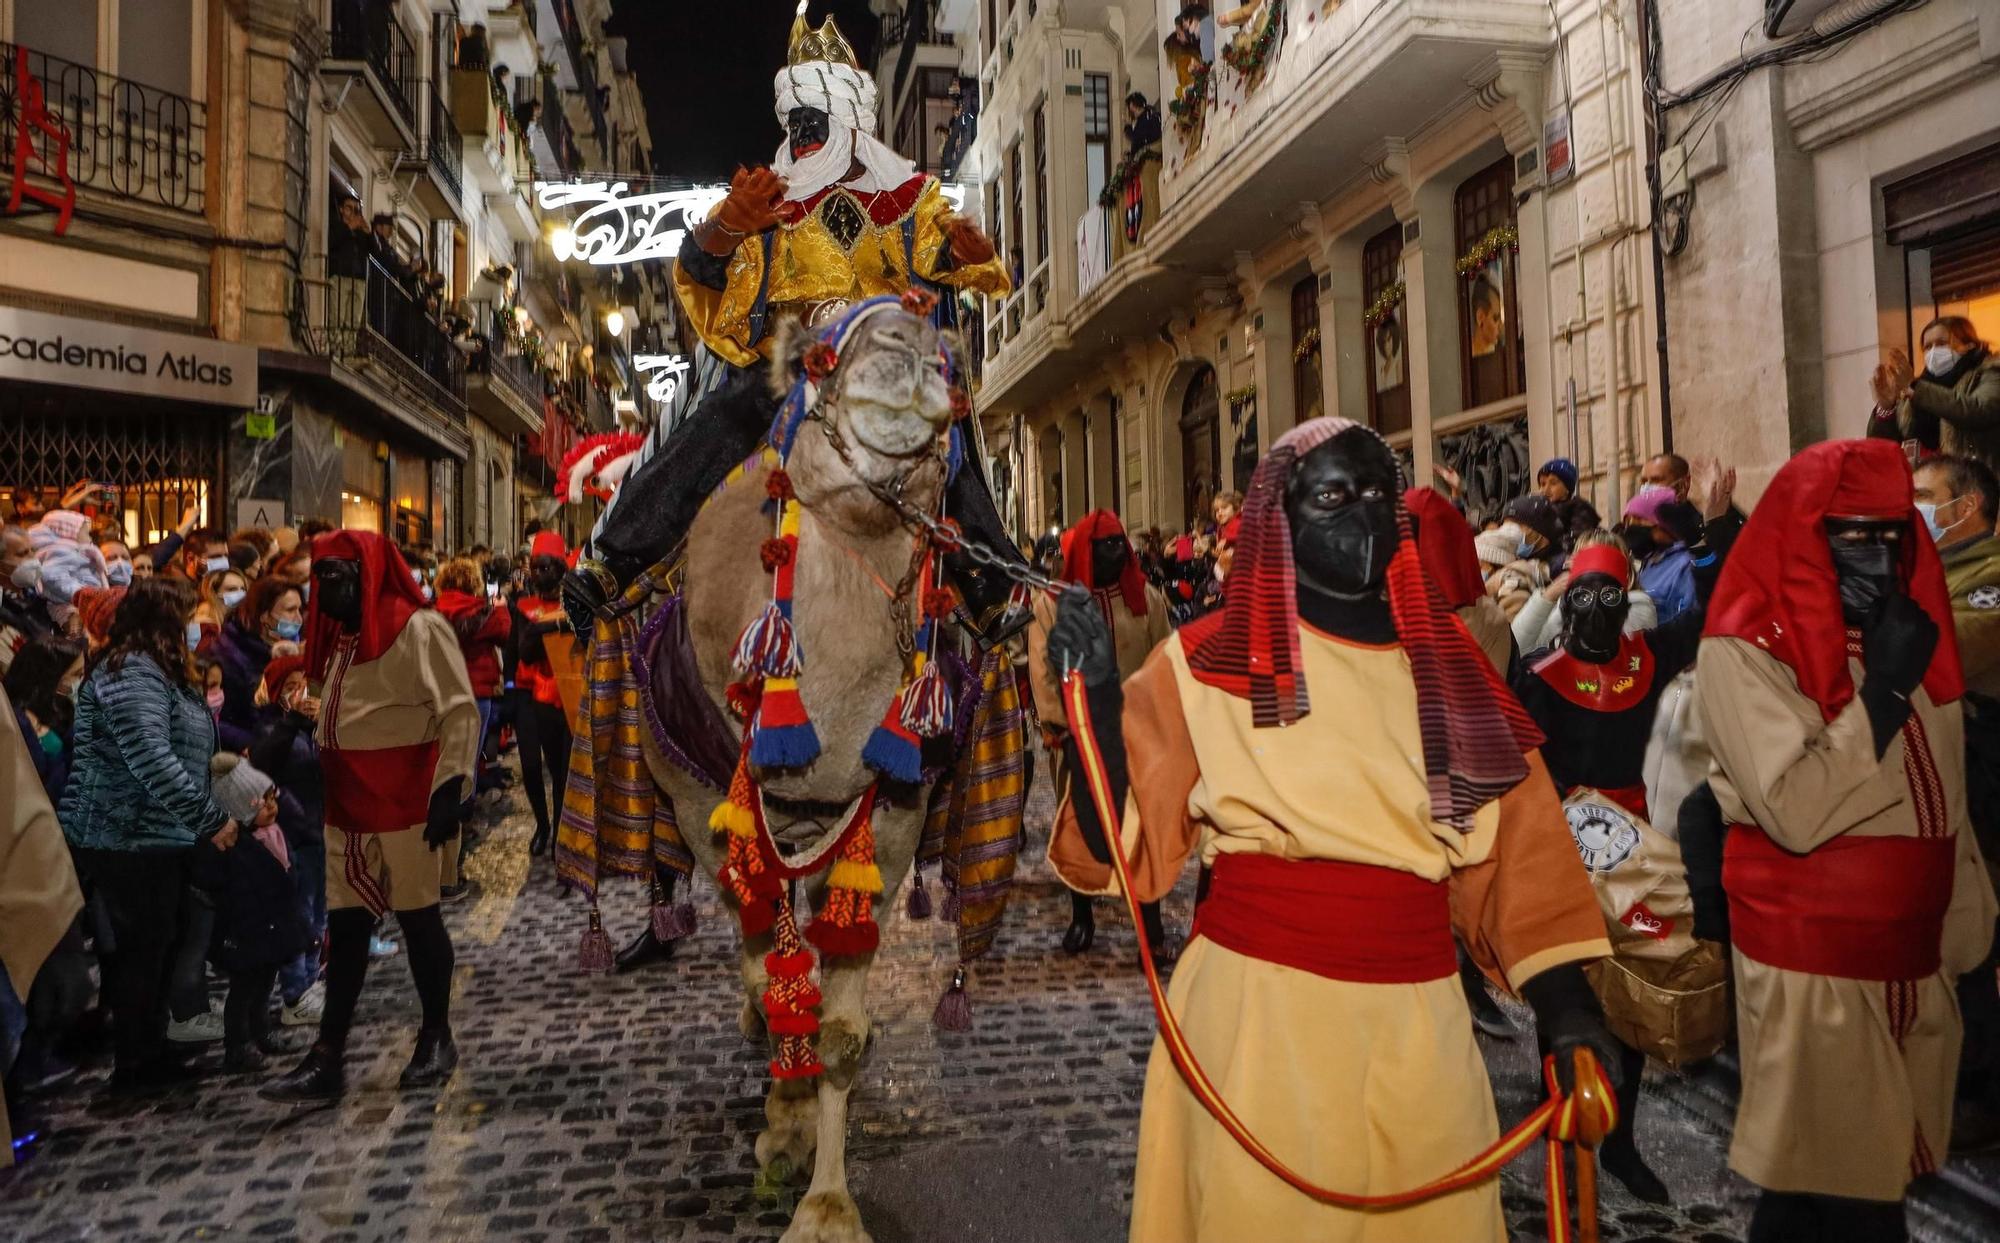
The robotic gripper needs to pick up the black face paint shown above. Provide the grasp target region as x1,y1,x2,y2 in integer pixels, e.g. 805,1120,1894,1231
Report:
1090,535,1131,589
313,559,362,628
1285,431,1401,600
530,554,565,599
787,107,831,158
1560,573,1629,664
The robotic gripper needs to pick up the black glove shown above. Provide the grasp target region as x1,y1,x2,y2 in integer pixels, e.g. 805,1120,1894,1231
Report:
1519,963,1624,1095
1048,586,1118,690
1859,594,1938,756
1654,499,1706,548
425,776,465,851
560,560,614,637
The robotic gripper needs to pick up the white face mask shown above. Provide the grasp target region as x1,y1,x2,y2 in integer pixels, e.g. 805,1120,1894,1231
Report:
185,620,204,649
220,588,247,611
105,559,133,586
1926,345,1960,377
204,555,230,574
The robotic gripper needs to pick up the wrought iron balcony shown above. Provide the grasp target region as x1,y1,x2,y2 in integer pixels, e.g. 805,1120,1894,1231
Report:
294,258,469,431
0,39,206,214
328,0,419,134
426,84,463,202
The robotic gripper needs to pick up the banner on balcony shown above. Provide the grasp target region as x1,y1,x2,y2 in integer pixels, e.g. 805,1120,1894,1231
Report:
0,305,257,406
1076,207,1110,300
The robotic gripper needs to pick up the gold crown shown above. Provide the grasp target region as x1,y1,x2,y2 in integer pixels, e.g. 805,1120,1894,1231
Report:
788,9,858,68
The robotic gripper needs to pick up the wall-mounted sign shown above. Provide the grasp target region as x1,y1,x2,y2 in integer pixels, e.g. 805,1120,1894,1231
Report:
1544,109,1573,185
245,412,276,439
236,499,284,531
0,305,258,406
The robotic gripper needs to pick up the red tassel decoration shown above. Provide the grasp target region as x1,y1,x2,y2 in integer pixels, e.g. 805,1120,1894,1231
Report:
764,904,824,1079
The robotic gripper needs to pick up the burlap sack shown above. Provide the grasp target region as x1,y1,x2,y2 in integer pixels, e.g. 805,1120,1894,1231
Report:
1563,790,1729,1067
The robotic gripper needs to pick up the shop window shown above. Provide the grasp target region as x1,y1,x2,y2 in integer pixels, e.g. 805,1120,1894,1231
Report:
1454,155,1524,410
391,447,431,548
1290,274,1322,424
1363,221,1410,435
0,388,219,541
340,429,382,533
1007,140,1024,283
1180,364,1220,528
1083,73,1110,204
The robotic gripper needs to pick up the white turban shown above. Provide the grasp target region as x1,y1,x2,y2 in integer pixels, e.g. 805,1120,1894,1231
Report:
772,61,918,202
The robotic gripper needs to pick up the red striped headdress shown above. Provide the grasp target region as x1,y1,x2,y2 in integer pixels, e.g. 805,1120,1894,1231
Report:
1182,417,1541,829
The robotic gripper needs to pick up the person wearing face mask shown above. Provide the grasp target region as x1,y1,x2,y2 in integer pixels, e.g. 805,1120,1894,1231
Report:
1870,316,2000,460
175,529,230,585
514,533,581,860
261,530,478,1105
193,567,247,654
4,635,84,805
1697,439,1999,1242
1911,454,2000,1153
1618,486,1700,624
562,10,1021,655
1476,495,1561,620
1509,507,1730,1204
1045,419,1619,1242
210,578,307,753
1026,510,1171,958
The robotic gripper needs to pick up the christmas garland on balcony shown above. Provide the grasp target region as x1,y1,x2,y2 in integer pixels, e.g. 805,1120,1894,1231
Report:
1362,281,1405,329
1225,383,1257,414
1168,61,1212,138
1291,326,1320,364
1220,2,1284,83
1097,146,1163,210
1454,226,1519,279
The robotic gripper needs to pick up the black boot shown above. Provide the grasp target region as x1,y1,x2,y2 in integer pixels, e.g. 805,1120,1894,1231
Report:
222,1043,268,1074
615,926,678,973
1459,949,1516,1039
400,1027,459,1089
1598,1043,1669,1204
1061,893,1095,955
261,1041,345,1104
1141,901,1181,967
528,825,552,858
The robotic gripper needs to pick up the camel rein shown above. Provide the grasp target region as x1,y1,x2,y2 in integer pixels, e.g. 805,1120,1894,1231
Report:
1059,671,1615,1242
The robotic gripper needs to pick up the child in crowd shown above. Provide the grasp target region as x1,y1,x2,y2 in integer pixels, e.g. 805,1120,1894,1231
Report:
199,755,313,1072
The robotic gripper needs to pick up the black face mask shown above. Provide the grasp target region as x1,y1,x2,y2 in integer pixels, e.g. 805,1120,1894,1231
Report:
1560,573,1629,664
1829,540,1900,624
1090,535,1130,589
787,107,831,159
313,559,362,628
1286,433,1401,599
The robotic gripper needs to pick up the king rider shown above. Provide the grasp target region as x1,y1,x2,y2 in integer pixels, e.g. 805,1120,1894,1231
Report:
1048,418,1621,1241
564,11,1024,642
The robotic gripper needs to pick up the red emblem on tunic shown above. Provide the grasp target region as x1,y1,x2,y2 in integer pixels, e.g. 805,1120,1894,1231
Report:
1620,901,1673,941
1532,632,1658,712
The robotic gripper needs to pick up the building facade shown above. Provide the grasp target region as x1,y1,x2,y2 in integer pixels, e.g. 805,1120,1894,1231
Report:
0,0,666,557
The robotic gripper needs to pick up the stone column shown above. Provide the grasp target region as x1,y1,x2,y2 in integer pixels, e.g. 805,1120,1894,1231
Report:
220,0,321,351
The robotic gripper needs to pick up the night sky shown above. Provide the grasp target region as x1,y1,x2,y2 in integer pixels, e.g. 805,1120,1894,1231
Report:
608,0,881,182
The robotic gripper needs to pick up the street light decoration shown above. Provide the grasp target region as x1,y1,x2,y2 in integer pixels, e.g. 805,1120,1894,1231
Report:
534,181,730,266
633,353,690,405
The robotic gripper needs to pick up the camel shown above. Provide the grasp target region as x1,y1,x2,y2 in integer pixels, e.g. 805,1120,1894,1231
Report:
641,300,956,1243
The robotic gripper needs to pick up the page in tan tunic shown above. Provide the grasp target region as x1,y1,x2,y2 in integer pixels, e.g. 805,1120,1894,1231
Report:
332,610,483,819
1697,636,1998,1199
1052,631,1608,1242
0,685,83,1167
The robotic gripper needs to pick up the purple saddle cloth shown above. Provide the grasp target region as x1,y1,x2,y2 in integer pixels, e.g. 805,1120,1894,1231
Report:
635,593,738,790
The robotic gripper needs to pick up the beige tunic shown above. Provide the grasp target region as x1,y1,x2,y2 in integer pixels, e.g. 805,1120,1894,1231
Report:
1051,629,1611,1242
1024,584,1171,730
0,684,83,1167
1697,637,1998,1200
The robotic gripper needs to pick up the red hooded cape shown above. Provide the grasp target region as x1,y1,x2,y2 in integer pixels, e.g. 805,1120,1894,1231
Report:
304,530,429,683
1703,438,1962,721
1184,418,1541,831
1403,486,1487,609
1061,509,1148,616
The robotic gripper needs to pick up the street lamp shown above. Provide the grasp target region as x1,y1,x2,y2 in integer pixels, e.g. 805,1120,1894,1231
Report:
604,309,625,337
550,224,577,262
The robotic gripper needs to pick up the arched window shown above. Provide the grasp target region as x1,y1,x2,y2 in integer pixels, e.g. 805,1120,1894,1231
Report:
1180,365,1220,529
1455,155,1525,408
1363,221,1410,435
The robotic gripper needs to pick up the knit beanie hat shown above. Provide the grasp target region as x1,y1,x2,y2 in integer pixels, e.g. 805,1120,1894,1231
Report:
209,753,275,823
75,585,125,647
1473,527,1517,570
1537,457,1578,494
1502,495,1564,549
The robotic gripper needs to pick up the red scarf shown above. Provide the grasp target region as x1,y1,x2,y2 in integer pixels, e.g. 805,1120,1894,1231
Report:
304,530,428,683
1403,486,1486,609
1704,439,1962,721
1060,509,1148,617
1183,418,1541,830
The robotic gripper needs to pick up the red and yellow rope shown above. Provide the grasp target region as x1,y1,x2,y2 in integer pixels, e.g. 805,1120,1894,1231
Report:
1060,671,1614,1237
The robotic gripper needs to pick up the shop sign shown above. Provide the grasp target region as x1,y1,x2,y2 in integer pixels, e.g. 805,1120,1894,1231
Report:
245,412,276,439
236,499,284,531
1544,109,1573,185
0,305,257,406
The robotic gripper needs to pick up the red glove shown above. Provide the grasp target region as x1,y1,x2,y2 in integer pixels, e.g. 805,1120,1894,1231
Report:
700,166,788,255
945,214,996,266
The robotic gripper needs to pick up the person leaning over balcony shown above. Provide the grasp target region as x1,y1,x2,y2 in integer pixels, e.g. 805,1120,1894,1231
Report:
1124,92,1162,151
1870,316,2000,461
329,197,372,347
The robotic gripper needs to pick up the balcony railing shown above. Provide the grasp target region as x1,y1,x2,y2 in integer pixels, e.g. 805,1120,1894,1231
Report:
295,257,468,417
329,0,419,132
426,84,462,201
0,40,206,214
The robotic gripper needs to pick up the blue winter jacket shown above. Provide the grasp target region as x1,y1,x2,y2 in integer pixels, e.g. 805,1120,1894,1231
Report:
57,652,227,853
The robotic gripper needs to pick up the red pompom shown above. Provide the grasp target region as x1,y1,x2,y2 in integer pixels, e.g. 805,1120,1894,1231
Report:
900,287,939,317
760,538,792,571
766,469,794,501
923,588,958,621
726,680,763,719
803,342,839,381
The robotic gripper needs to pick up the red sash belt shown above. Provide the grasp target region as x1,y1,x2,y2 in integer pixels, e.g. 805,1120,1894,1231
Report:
1192,852,1457,984
322,740,440,834
1724,824,1954,981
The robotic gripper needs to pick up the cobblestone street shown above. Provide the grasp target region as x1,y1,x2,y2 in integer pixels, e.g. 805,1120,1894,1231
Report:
2,785,1994,1243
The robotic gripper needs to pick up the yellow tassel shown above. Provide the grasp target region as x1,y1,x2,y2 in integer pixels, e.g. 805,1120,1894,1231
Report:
828,859,884,894
709,799,756,838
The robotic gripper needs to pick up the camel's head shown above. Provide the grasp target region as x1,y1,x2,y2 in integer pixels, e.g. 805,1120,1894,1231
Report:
771,302,957,477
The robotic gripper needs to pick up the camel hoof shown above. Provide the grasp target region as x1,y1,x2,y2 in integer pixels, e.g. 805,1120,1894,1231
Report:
753,1155,802,1210
741,1000,768,1040
780,1191,871,1243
